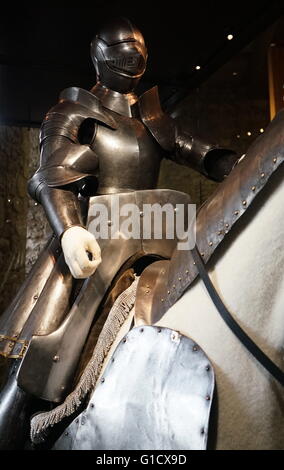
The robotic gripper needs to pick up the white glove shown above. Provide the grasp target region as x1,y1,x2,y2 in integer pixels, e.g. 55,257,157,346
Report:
61,226,102,279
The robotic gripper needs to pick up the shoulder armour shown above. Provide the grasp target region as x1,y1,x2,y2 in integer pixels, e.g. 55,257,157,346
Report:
59,87,117,129
41,87,118,144
139,86,175,153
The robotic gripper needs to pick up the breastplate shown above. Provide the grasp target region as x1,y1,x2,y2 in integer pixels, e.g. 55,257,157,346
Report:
92,111,164,195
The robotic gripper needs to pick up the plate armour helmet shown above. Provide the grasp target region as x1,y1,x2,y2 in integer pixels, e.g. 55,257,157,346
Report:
91,17,148,94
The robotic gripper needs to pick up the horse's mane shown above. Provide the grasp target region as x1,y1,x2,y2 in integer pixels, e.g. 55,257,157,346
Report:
150,109,284,317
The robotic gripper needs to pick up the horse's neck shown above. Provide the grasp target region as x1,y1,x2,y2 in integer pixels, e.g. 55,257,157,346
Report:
157,166,284,450
210,165,284,352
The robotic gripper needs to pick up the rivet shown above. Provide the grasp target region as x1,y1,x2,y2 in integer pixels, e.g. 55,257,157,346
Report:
145,290,150,294
167,290,170,294
107,220,112,226
225,223,229,229
140,328,144,333
174,207,179,213
90,403,95,409
193,262,196,266
101,378,105,384
185,270,189,274
112,358,115,363
217,231,223,236
201,428,205,435
193,345,198,352
234,211,239,216
161,298,164,302
273,157,277,163
140,211,144,217
173,285,176,289
75,419,79,424
33,295,38,300
206,365,210,371
65,432,69,436
201,253,205,257
209,241,213,247
178,277,182,281
53,355,60,363
260,173,265,178
251,186,256,191
206,395,211,401
146,285,150,289
242,200,247,206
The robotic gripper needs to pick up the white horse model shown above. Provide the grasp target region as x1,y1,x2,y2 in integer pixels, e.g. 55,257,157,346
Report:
157,164,284,450
93,164,284,450
96,139,284,450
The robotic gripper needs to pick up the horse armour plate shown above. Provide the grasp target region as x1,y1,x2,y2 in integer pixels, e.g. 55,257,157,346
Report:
53,326,215,450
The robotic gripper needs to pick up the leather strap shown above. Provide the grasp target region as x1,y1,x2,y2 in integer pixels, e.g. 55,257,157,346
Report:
191,247,284,387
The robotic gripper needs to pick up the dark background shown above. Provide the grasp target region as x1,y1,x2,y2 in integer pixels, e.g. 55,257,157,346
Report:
0,1,283,125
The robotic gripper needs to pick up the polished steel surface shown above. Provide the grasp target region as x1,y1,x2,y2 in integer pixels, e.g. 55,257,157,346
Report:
53,326,214,450
20,254,73,337
38,186,85,239
17,189,187,403
91,102,163,195
134,260,170,326
174,130,238,182
90,82,138,117
0,236,60,355
139,86,176,152
90,17,148,94
0,360,35,449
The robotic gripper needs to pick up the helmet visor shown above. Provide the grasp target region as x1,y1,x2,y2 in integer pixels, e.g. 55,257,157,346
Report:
102,41,147,78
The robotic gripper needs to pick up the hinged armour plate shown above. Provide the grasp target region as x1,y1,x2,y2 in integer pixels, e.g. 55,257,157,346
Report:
53,326,215,450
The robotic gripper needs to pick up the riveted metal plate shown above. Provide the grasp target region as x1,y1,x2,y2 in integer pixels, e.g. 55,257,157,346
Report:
18,189,191,403
53,326,214,450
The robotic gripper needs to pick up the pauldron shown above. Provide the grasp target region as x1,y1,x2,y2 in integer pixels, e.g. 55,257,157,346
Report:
139,86,238,182
29,88,118,198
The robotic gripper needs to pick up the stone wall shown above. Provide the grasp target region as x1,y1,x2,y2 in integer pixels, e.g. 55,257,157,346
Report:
0,126,30,312
0,126,47,313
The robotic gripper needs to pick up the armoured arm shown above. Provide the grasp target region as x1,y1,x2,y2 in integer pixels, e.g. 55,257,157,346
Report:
28,95,109,278
173,125,239,182
28,98,103,239
28,137,95,239
139,86,238,182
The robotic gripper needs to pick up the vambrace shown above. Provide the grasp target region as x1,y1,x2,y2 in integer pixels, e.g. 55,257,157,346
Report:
28,176,84,239
174,129,238,182
28,137,99,239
